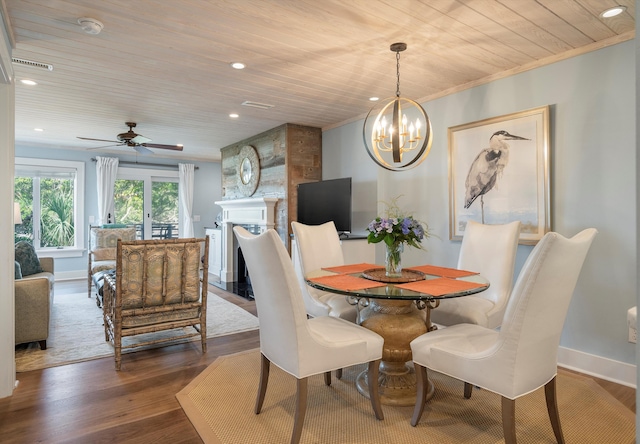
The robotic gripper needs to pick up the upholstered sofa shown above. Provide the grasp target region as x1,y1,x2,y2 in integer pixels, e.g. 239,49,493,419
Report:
15,257,54,349
102,237,209,370
88,225,137,306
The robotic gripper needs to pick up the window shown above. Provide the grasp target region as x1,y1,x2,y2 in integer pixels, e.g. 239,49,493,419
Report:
115,167,180,240
15,158,85,258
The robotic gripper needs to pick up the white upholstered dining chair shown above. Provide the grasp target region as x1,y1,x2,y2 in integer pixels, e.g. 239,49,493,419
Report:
233,226,384,444
430,220,521,329
291,221,357,322
410,228,597,444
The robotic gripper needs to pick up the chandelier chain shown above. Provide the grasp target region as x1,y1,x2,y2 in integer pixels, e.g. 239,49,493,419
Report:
396,50,401,98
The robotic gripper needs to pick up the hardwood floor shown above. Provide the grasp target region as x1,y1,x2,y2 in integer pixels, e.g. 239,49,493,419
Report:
1,280,635,443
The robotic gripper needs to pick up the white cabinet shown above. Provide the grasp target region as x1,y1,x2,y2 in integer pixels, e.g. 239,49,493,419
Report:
340,238,375,264
205,228,222,277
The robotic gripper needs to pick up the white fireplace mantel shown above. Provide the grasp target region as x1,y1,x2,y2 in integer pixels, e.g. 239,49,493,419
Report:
214,197,278,282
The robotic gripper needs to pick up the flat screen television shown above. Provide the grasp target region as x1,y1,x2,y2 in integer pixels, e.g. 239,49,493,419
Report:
297,178,352,234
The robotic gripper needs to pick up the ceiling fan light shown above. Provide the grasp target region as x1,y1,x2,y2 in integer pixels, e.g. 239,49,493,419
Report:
131,134,152,144
133,145,154,155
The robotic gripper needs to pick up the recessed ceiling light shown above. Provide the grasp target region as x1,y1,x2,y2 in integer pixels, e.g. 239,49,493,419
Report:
600,6,626,18
34,128,44,132
230,62,246,70
229,113,239,118
20,79,37,86
369,97,379,102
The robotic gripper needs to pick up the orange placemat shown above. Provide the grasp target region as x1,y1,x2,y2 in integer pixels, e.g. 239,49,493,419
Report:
322,263,380,274
395,277,487,296
406,264,479,278
308,274,387,291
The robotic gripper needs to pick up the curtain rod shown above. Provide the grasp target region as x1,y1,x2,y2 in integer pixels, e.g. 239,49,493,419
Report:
91,158,198,170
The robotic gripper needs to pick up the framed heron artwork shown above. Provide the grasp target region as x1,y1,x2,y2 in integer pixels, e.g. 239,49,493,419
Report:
448,105,550,245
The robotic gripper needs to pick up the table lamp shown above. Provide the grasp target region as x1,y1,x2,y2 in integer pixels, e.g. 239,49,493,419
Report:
14,202,22,225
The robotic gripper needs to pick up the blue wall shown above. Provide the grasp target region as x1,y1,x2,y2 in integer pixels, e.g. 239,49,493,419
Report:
324,41,636,368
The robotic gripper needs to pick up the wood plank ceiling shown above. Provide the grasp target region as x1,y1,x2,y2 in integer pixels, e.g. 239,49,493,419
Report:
2,0,635,161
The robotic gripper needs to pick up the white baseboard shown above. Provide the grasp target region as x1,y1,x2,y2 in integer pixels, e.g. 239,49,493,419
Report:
558,346,636,388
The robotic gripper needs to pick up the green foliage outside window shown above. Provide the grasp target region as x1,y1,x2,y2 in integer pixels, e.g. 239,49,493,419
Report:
152,182,179,223
14,177,33,244
114,179,179,239
40,179,74,247
14,176,75,247
114,179,144,224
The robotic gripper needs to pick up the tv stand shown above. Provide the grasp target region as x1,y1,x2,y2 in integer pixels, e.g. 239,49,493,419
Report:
339,232,368,240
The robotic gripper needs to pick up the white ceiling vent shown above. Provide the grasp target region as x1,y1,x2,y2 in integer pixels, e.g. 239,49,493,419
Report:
12,58,54,71
241,101,274,110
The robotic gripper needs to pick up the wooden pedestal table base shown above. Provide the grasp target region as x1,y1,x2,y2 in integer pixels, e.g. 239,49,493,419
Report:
355,298,434,406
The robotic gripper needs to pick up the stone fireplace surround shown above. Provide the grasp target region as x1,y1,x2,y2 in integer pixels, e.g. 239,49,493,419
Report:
214,197,278,284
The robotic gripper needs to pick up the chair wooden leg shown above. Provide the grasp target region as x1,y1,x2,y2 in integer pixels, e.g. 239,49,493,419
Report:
501,397,517,444
367,359,384,420
38,340,47,350
545,377,565,444
88,258,92,299
114,330,122,371
255,353,271,414
411,363,428,426
291,377,308,444
324,371,331,386
464,382,473,399
200,323,207,354
336,368,343,379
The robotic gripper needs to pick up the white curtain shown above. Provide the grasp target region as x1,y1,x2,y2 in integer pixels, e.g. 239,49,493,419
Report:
179,163,195,238
96,156,119,225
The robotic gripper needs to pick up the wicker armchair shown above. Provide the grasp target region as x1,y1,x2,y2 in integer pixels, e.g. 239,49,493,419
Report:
88,225,137,306
102,237,209,370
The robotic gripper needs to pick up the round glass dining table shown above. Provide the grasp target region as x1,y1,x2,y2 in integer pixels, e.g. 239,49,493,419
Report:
305,266,489,406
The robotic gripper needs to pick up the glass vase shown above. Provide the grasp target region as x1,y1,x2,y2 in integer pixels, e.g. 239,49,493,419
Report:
385,242,404,278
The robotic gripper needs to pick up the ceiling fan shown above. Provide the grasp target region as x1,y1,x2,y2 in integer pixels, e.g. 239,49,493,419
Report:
78,122,183,155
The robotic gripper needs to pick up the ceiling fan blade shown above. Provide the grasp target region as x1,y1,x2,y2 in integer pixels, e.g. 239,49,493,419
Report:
133,145,154,155
131,134,151,144
78,137,120,143
86,143,123,150
141,143,184,151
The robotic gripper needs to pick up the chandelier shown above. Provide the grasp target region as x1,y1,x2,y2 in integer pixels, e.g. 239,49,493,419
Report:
363,43,432,171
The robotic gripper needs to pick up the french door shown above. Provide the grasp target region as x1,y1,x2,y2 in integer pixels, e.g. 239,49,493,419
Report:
114,167,180,240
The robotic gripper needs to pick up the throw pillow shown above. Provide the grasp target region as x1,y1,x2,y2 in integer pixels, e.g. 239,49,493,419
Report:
102,223,127,228
15,241,43,276
14,261,22,279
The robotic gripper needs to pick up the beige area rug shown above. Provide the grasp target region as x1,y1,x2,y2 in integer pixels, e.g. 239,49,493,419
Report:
15,291,259,372
177,349,635,444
